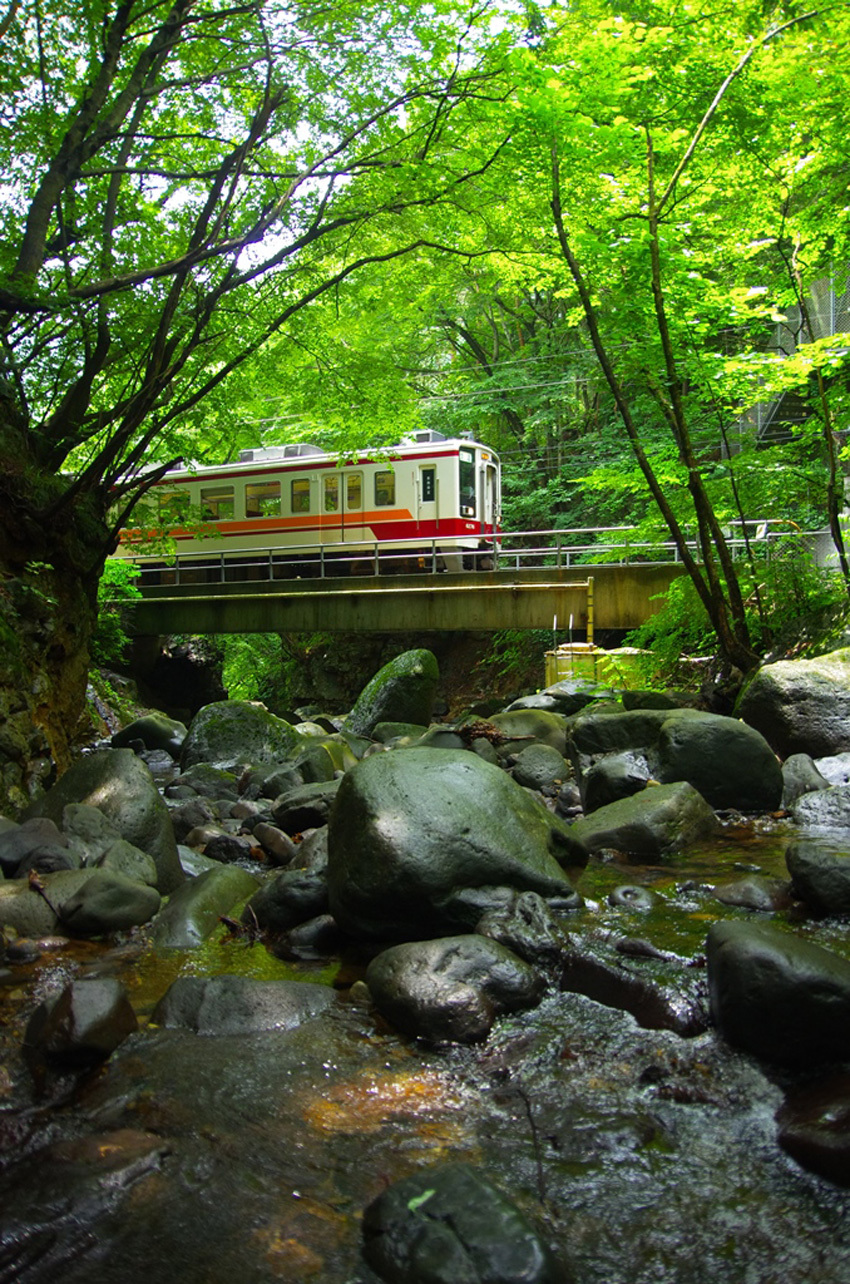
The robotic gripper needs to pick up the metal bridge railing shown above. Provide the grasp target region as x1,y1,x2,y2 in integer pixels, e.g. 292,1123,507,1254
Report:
116,521,834,585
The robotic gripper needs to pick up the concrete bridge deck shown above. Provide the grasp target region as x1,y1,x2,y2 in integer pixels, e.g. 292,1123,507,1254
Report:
124,562,687,637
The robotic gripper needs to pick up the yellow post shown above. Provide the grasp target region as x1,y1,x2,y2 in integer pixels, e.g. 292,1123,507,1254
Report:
586,576,594,646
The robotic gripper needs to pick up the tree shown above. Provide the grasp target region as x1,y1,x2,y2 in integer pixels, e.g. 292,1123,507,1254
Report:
0,0,513,789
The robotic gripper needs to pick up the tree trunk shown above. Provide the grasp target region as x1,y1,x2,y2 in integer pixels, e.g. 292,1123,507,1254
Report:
0,423,106,809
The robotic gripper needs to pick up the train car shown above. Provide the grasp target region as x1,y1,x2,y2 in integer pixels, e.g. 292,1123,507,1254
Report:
115,430,500,580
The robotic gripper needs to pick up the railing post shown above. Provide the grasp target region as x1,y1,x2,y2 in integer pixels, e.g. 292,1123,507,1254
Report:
375,541,380,576
431,540,437,575
320,544,325,579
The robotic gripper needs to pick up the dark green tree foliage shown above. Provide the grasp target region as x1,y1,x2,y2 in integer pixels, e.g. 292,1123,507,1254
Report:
0,0,510,767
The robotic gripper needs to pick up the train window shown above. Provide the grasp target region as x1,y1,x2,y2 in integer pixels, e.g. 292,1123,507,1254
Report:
459,449,476,517
158,490,190,523
201,486,234,521
291,477,311,513
323,475,339,513
246,480,281,517
421,468,436,503
346,472,362,510
375,470,395,507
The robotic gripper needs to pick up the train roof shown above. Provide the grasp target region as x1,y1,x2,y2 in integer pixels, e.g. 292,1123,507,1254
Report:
161,432,497,480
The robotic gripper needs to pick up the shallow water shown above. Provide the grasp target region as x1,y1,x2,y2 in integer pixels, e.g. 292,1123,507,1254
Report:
2,824,850,1283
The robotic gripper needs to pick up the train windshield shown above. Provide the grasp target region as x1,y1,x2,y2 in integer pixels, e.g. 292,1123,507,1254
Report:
459,449,476,517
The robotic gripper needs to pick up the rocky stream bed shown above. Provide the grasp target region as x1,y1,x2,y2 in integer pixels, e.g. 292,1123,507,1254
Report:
3,648,850,1282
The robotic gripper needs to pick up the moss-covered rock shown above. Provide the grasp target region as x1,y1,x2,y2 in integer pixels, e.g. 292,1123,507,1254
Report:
346,649,439,737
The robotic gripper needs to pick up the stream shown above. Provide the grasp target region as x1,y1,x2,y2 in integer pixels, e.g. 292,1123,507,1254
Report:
2,820,850,1282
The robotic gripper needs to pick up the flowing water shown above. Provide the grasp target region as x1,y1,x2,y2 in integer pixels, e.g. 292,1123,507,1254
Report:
2,819,850,1283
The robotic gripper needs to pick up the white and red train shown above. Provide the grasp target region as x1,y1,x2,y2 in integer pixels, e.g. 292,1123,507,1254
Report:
117,430,501,578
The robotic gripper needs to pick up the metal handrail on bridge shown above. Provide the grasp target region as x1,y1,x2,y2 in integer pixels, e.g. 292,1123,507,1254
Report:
118,519,830,585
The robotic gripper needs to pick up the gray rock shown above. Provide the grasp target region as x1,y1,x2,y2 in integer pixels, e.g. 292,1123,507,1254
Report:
366,935,546,1043
150,865,261,949
0,817,69,877
252,822,299,866
57,870,161,935
181,700,302,770
476,890,574,966
24,978,137,1067
24,749,183,894
512,743,570,791
94,839,159,887
814,752,850,786
271,779,341,834
607,884,657,912
61,803,122,865
782,754,831,808
707,920,850,1065
362,1162,561,1284
150,974,334,1034
488,709,568,754
112,713,187,759
568,781,720,858
327,748,586,942
202,832,256,864
173,763,240,800
653,712,782,811
792,784,850,831
713,875,788,913
582,751,652,812
786,837,850,915
736,650,850,758
168,798,217,844
346,649,439,737
243,867,328,933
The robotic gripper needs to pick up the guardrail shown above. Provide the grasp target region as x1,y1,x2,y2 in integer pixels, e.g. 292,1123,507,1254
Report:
116,520,832,585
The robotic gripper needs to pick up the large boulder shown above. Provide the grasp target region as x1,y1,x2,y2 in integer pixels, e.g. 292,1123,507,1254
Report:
346,649,439,737
568,781,720,858
735,650,850,758
112,713,187,759
181,700,302,770
327,747,586,942
652,711,782,812
23,750,183,894
366,935,545,1043
706,920,850,1066
362,1163,560,1284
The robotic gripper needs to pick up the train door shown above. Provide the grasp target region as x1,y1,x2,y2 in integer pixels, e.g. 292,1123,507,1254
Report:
417,464,438,531
482,460,499,529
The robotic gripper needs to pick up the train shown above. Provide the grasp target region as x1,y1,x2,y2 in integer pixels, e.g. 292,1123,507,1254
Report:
115,430,501,580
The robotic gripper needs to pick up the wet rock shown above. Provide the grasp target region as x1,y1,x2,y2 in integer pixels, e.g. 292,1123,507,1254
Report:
150,974,334,1034
92,839,159,887
202,832,257,864
706,920,850,1066
271,779,341,834
294,825,328,871
327,748,586,943
243,867,328,933
112,713,187,759
712,875,789,913
57,870,161,935
366,935,546,1043
168,797,217,844
781,754,831,808
150,865,261,949
346,649,439,737
582,751,652,813
24,978,138,1067
278,913,344,959
181,699,302,771
533,678,613,715
477,890,574,966
512,743,570,791
24,749,183,894
566,707,676,760
785,837,850,915
16,844,78,876
777,1073,850,1186
559,933,708,1037
736,649,850,758
372,721,429,744
791,784,850,831
607,885,657,912
362,1162,561,1284
622,689,694,710
568,781,720,859
252,822,299,866
172,763,241,800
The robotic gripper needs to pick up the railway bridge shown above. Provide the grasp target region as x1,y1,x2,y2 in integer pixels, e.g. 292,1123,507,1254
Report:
120,522,826,639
